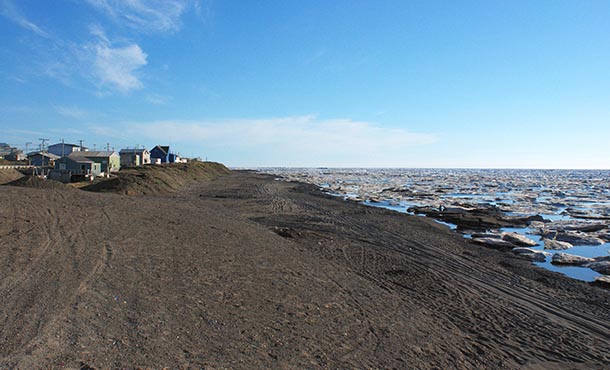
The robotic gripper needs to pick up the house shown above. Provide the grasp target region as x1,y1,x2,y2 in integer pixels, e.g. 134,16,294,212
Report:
150,145,180,164
48,142,87,157
67,151,120,173
27,152,60,166
119,148,151,167
54,156,102,177
4,149,26,161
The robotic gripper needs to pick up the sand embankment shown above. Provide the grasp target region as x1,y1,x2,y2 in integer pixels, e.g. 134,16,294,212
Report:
0,169,608,368
0,168,24,184
82,161,230,195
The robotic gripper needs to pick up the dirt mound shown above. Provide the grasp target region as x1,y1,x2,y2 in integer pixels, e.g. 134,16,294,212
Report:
5,175,69,189
82,161,231,195
0,168,25,184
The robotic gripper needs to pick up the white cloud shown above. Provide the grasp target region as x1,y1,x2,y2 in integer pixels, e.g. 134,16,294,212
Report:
112,115,438,166
85,0,194,33
87,27,148,93
0,0,49,38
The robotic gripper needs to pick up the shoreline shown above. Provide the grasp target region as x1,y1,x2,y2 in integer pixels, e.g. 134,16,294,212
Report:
262,168,610,284
1,170,609,368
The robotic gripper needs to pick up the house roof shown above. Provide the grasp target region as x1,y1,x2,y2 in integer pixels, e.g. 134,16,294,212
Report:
152,145,170,155
49,143,83,148
120,148,150,154
27,151,60,159
69,151,117,159
62,156,95,164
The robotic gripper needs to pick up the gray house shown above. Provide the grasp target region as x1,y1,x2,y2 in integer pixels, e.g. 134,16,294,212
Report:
55,156,102,176
119,148,151,166
67,151,120,173
27,152,60,167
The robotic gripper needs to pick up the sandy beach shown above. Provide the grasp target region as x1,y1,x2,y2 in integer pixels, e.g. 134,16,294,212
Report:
1,167,609,369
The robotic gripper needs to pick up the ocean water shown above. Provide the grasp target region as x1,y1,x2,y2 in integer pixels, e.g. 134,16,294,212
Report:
259,168,610,282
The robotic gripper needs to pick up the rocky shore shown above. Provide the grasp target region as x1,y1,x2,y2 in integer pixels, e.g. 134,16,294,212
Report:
1,169,609,368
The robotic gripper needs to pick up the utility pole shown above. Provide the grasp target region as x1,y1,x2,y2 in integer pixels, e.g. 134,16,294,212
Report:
78,140,84,151
93,144,96,150
61,138,65,157
106,142,110,151
38,138,49,166
39,138,48,152
25,142,32,165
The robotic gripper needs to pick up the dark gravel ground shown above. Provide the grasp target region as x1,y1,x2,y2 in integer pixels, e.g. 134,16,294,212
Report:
0,170,608,369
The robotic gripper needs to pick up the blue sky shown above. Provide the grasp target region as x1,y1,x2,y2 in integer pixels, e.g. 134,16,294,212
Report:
1,0,609,168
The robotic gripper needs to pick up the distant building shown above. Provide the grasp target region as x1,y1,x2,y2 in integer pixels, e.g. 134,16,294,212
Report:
119,148,151,167
0,142,12,157
150,145,180,164
55,156,102,177
28,152,60,167
48,142,87,157
4,149,26,161
68,151,120,173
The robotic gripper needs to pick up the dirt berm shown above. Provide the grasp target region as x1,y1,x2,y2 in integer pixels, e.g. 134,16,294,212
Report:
82,161,230,195
0,168,24,185
0,169,608,368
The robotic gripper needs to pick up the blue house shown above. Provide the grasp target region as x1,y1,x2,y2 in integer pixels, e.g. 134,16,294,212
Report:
150,145,179,163
48,142,86,157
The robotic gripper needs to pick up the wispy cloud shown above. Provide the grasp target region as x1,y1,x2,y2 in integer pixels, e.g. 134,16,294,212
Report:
0,0,49,38
0,104,33,113
7,75,26,83
145,93,172,105
106,115,438,166
55,105,88,119
86,26,148,93
304,48,327,65
85,0,195,33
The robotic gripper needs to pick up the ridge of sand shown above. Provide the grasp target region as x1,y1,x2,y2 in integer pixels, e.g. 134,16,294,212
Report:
81,161,230,195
